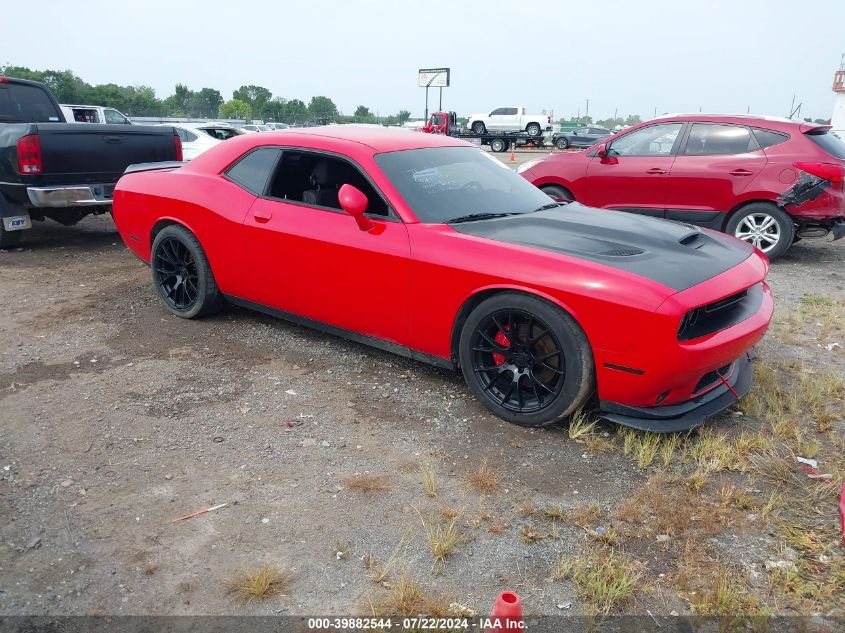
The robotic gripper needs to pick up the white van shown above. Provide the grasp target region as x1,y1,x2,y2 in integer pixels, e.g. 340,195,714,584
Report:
60,104,132,125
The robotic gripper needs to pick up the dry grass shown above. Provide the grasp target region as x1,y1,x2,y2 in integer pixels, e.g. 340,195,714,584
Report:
516,498,535,517
552,549,640,616
572,503,601,528
417,509,464,569
344,474,394,493
142,563,158,576
588,526,620,546
467,458,500,495
568,408,597,439
615,498,645,524
543,506,565,520
420,464,437,498
364,539,406,584
519,525,546,543
689,568,758,616
229,565,292,604
620,428,680,469
368,573,454,617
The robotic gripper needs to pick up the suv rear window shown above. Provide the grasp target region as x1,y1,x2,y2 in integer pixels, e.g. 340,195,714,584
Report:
806,131,845,159
752,128,789,149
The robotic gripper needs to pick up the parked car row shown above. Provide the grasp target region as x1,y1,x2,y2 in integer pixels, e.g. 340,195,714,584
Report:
519,114,845,259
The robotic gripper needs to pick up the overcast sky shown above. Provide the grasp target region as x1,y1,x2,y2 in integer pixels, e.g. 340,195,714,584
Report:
2,0,842,121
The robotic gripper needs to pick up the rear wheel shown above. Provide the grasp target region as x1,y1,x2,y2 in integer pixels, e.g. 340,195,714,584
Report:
471,121,486,135
540,185,574,202
726,203,794,259
459,293,594,427
490,138,507,153
0,223,23,249
526,122,542,137
151,225,225,318
555,137,569,150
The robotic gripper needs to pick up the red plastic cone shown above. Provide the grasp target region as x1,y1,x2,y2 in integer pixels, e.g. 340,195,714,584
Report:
509,143,516,162
486,590,522,631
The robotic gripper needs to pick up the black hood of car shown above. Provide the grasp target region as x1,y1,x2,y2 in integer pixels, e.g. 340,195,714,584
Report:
449,203,754,291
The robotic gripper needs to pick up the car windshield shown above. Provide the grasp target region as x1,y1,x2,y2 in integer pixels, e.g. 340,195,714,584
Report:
374,146,554,223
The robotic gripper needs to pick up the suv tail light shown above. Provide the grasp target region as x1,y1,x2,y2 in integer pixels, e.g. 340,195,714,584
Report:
174,132,183,162
17,134,42,175
794,162,844,183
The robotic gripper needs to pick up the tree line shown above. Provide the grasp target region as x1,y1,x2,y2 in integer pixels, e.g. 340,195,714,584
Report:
1,66,411,125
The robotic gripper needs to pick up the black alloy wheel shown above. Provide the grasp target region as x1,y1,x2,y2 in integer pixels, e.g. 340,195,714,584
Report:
150,224,225,319
470,309,565,413
154,237,199,311
459,293,595,427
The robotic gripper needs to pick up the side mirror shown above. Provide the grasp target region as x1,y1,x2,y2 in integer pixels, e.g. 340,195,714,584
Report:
338,184,373,231
596,143,608,158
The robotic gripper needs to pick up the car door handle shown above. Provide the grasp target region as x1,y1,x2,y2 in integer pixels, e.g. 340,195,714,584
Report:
253,210,272,223
645,168,667,175
730,169,753,176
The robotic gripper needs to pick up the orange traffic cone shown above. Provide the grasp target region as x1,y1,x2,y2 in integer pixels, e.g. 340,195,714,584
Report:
509,142,516,162
486,591,522,631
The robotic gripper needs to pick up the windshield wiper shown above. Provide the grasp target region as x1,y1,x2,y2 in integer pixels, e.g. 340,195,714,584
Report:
532,201,570,212
446,212,521,224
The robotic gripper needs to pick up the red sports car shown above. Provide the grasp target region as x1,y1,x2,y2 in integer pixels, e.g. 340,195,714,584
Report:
113,127,773,431
519,114,845,260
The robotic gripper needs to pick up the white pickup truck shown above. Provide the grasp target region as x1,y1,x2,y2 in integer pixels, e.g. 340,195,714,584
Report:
466,106,551,136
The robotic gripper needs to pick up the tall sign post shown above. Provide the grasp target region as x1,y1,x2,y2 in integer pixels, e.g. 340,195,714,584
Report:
418,68,450,123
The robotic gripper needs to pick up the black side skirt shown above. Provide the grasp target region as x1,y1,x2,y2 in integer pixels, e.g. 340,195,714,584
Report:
223,295,454,370
598,354,753,433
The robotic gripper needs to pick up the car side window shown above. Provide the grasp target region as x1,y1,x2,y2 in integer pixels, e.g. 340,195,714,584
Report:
105,109,128,124
504,107,518,115
683,123,754,155
225,147,282,195
266,151,389,216
490,108,506,116
609,123,683,156
752,127,790,149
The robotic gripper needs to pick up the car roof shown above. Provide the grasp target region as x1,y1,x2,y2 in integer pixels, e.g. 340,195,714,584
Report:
649,113,803,132
261,125,470,152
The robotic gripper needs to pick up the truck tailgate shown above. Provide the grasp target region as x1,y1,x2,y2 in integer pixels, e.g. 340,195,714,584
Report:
34,124,178,186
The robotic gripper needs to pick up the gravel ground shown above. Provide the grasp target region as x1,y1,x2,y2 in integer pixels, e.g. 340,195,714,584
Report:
1,176,843,619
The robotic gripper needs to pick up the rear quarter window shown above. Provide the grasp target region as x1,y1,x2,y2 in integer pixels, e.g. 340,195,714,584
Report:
806,131,845,159
225,147,281,195
752,128,790,149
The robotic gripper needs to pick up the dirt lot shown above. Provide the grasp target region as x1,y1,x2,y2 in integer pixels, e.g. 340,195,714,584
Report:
1,175,844,624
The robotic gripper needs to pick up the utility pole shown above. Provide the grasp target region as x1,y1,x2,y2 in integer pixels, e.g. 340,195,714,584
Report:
585,98,590,120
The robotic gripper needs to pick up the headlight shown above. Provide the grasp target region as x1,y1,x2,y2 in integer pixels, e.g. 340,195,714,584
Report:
517,159,542,174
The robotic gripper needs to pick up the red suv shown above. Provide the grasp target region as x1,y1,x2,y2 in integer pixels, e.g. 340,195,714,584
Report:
518,115,845,259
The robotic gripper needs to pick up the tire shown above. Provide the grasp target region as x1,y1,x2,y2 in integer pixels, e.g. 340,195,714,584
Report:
555,137,569,150
540,185,574,202
490,138,507,153
150,224,225,318
725,203,794,260
526,122,542,137
459,292,595,427
471,121,486,135
0,223,23,249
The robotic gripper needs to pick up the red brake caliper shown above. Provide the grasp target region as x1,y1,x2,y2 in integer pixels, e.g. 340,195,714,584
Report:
492,326,511,366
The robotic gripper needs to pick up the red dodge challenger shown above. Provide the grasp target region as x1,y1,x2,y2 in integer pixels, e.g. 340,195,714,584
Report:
113,127,773,432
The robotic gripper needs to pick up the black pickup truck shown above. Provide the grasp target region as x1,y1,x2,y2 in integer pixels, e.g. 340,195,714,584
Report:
0,76,181,248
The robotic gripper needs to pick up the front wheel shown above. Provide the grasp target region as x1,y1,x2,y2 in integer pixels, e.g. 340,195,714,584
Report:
459,293,595,427
725,203,794,260
471,121,486,135
151,225,225,318
526,122,542,137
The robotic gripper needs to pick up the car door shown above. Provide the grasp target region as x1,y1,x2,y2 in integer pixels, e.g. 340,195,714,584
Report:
583,122,685,216
664,122,768,228
486,108,509,131
238,148,412,347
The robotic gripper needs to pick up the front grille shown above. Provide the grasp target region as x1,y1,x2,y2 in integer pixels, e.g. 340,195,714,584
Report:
678,286,761,341
693,363,732,394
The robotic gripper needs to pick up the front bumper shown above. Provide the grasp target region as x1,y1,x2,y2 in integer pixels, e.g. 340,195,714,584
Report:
27,184,115,208
599,354,753,432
